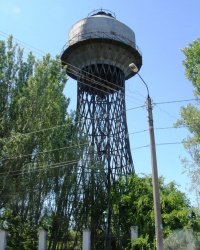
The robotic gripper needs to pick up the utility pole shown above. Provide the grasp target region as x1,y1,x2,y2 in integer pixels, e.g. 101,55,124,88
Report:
147,96,164,250
129,63,164,250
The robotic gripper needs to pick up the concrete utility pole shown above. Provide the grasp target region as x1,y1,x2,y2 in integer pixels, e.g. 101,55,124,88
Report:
129,63,164,250
147,96,164,250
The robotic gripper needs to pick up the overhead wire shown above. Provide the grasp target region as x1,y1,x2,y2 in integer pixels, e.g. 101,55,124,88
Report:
0,140,186,178
153,98,200,121
131,142,183,151
154,104,180,121
0,30,196,229
0,30,195,228
0,142,88,161
1,159,81,176
2,98,188,145
154,99,200,105
0,30,149,154
0,30,146,105
0,124,187,163
0,30,190,155
1,31,198,107
0,31,45,58
66,63,200,106
129,125,185,136
126,80,146,98
0,31,146,140
0,32,193,167
0,33,193,140
0,97,190,143
1,102,145,142
2,122,186,160
1,31,197,112
0,164,108,199
61,63,145,105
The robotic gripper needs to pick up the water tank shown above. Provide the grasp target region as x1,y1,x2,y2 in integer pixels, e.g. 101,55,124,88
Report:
61,10,142,82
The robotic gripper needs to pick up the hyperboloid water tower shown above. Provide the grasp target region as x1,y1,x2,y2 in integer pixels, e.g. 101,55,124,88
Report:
61,9,142,249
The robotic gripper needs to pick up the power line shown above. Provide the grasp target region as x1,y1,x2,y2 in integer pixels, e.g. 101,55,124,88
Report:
0,33,192,153
0,31,45,57
1,101,185,143
1,103,144,142
0,142,88,161
0,31,146,106
1,139,185,178
0,159,81,177
0,140,185,178
1,31,198,107
1,31,197,109
154,99,200,105
64,63,145,105
1,124,186,162
131,141,183,151
129,125,186,136
154,104,180,121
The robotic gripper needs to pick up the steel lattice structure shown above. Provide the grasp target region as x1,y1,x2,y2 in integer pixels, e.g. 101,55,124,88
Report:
77,64,133,179
61,9,142,249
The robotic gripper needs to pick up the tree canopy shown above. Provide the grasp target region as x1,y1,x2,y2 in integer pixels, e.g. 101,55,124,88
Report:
0,36,89,249
1,36,200,249
175,38,200,212
113,174,198,249
171,37,200,249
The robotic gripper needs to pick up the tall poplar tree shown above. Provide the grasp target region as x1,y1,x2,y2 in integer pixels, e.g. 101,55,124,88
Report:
0,36,86,249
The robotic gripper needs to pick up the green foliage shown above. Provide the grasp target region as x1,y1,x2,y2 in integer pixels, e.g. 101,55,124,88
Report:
112,174,195,249
128,235,151,250
181,38,200,95
0,36,87,249
175,38,200,215
2,35,200,249
0,36,112,250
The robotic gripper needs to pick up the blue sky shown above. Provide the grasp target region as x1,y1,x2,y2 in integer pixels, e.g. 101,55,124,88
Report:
1,0,200,203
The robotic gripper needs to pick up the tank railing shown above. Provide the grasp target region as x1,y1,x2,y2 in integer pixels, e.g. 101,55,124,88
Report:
61,31,142,57
88,9,116,18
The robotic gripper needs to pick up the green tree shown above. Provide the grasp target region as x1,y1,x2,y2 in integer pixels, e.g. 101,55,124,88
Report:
0,36,87,249
113,174,194,249
175,38,200,193
175,38,200,206
174,37,200,249
0,36,114,250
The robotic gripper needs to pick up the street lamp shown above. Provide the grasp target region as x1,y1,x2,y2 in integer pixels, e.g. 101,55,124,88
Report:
129,63,164,250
